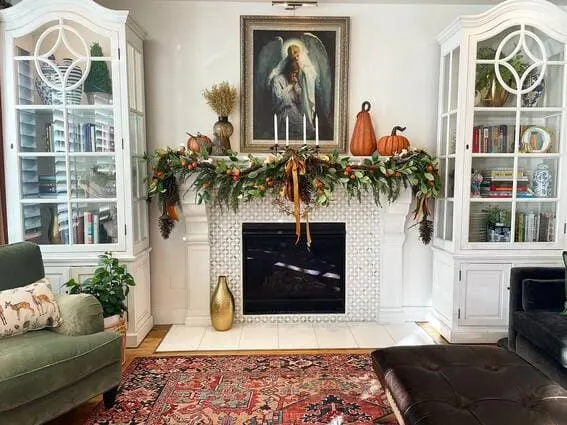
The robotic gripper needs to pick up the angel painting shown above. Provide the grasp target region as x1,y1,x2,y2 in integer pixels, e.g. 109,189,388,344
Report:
253,31,333,141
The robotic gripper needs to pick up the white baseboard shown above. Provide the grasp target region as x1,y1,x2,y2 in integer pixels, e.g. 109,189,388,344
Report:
380,306,431,323
126,314,154,348
153,308,187,325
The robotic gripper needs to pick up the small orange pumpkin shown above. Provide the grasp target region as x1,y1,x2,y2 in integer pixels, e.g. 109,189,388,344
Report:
186,132,212,154
350,101,377,156
377,126,410,156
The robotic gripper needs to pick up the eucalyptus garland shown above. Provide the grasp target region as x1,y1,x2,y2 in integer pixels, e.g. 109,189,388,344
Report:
146,146,441,244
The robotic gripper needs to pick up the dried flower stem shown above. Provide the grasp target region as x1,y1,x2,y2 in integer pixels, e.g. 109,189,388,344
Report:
202,81,237,117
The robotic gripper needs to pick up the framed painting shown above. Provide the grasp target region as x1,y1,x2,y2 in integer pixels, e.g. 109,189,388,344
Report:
240,15,350,153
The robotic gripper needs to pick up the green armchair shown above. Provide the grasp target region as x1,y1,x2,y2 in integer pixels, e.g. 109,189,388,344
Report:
0,242,122,425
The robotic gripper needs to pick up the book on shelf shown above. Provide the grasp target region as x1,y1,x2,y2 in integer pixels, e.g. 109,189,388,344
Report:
515,211,555,242
472,125,515,153
82,211,101,244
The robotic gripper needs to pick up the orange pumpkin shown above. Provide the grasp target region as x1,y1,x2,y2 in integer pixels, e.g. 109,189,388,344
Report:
377,126,410,156
186,132,212,154
349,101,377,156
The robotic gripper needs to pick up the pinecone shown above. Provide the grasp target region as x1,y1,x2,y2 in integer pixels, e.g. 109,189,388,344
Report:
162,175,180,205
299,177,312,205
419,218,433,245
159,214,175,239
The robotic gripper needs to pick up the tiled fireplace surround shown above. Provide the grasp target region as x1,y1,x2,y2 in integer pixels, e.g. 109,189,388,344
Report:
181,181,413,326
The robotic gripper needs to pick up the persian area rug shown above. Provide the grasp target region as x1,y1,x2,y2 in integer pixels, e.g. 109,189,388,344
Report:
86,354,398,424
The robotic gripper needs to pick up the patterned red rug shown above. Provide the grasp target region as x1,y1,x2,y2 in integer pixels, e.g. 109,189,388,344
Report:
86,354,397,424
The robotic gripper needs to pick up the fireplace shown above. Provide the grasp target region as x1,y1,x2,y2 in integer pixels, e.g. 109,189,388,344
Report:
242,222,346,315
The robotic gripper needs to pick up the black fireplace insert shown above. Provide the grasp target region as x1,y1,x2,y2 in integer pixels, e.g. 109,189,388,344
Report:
242,222,345,315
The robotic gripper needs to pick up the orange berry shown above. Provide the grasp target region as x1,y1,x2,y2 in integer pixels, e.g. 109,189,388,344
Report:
395,171,401,177
226,169,232,176
350,174,356,180
426,164,433,172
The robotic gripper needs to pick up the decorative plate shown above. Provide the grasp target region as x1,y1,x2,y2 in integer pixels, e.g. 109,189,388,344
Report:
521,126,551,153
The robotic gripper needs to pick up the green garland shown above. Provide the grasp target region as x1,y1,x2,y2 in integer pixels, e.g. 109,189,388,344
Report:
146,146,441,244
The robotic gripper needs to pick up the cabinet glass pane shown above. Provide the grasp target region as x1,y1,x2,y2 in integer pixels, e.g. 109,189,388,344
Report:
518,110,561,154
135,49,144,113
448,113,457,154
469,202,512,243
473,110,516,153
446,201,454,240
471,157,515,199
442,53,450,114
20,156,66,199
436,200,445,239
450,47,460,111
71,202,118,244
518,157,558,198
68,109,115,153
440,116,448,156
140,201,149,240
438,158,446,196
514,201,556,242
137,159,148,199
70,156,116,199
22,203,70,245
18,109,65,153
14,20,114,107
447,158,455,198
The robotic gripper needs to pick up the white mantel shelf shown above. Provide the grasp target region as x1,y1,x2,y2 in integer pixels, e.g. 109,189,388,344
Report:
181,180,413,326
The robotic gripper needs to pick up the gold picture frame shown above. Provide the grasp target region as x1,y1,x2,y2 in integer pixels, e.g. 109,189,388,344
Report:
240,15,350,153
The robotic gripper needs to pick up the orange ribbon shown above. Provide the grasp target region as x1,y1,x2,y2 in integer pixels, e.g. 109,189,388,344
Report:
284,154,306,244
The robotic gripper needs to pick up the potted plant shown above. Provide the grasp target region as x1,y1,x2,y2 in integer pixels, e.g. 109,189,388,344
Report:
475,47,526,107
65,251,134,362
84,42,112,104
484,205,511,242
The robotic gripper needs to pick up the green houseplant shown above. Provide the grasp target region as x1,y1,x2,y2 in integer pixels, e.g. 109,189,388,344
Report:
84,42,112,104
65,251,135,319
475,47,527,107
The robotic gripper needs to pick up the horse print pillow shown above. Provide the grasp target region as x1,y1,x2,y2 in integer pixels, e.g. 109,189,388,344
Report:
0,278,62,338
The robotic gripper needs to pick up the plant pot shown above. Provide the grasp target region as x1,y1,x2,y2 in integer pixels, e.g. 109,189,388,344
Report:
477,78,509,107
86,92,112,105
104,314,127,364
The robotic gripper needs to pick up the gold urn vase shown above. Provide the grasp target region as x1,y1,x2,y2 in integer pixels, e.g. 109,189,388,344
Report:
210,276,235,331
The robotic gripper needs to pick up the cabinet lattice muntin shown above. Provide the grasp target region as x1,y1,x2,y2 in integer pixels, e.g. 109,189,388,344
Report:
2,4,148,253
436,17,567,249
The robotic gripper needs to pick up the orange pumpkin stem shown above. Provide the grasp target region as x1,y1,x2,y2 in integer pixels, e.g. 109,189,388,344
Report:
391,126,407,136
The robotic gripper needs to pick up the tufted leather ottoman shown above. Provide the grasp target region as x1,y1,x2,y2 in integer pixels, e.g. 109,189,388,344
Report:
371,345,567,425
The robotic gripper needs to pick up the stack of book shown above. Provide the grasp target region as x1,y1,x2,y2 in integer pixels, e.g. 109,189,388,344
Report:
515,212,555,242
472,125,515,153
479,168,533,198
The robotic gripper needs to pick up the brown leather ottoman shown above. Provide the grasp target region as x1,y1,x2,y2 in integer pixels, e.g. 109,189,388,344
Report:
371,345,567,425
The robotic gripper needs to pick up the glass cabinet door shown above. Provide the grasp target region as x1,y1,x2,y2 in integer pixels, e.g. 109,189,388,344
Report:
468,25,564,245
13,18,120,247
127,41,149,247
435,46,459,243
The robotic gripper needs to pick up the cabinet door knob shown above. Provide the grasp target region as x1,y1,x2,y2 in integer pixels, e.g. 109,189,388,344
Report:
465,144,469,150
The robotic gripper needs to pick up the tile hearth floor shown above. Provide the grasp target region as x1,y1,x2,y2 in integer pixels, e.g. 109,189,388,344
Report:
155,322,435,352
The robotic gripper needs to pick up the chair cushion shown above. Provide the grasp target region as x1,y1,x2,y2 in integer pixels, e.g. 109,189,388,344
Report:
0,329,121,412
522,278,565,312
0,278,62,339
514,311,567,368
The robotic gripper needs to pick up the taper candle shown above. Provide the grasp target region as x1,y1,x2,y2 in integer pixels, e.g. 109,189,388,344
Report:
273,113,278,146
303,114,307,145
315,115,319,146
285,116,289,146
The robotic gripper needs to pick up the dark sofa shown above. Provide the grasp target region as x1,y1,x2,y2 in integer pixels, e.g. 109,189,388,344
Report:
508,265,567,389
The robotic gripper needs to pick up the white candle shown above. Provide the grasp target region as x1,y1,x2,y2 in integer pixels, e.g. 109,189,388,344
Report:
303,114,307,145
315,115,319,146
274,113,278,146
285,116,289,146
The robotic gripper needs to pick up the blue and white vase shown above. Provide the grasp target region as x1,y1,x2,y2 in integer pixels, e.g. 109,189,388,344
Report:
533,163,552,198
35,57,83,105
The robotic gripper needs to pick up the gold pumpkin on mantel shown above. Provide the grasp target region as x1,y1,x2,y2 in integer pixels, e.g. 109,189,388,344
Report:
377,126,410,156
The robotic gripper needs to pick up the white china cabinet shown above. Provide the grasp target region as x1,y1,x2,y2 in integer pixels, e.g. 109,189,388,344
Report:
432,0,567,343
0,0,152,346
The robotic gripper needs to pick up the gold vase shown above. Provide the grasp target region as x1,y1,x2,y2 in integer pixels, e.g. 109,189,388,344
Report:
48,207,61,244
210,275,235,331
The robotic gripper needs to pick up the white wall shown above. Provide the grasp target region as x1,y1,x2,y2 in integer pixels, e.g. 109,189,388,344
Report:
96,0,488,324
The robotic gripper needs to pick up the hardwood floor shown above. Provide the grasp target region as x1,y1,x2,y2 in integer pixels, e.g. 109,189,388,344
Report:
46,325,375,424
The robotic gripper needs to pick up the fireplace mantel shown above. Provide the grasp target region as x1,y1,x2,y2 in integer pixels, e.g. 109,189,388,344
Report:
181,180,412,326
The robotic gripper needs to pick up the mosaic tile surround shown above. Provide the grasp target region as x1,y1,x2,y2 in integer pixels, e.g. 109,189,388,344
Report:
207,190,382,324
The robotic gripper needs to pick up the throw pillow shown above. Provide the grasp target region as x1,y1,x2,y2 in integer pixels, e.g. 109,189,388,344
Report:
522,278,565,312
0,277,62,338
